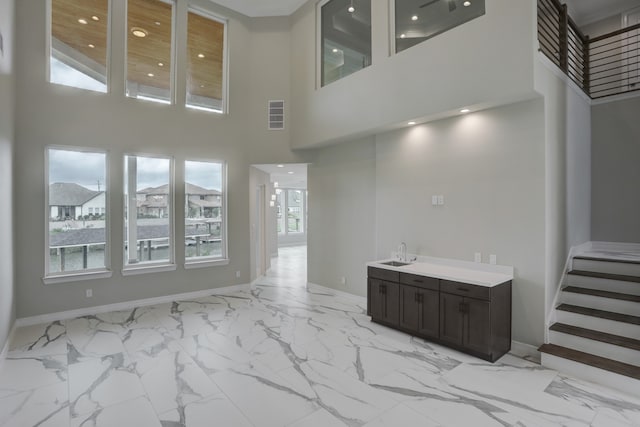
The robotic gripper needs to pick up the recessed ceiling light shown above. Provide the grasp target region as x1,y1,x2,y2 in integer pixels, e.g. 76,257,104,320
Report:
332,48,338,53
460,108,470,113
147,73,154,77
200,85,205,88
155,21,161,25
277,164,284,168
288,171,294,175
408,121,416,125
197,53,205,58
158,62,164,67
91,15,99,21
131,27,148,38
400,33,406,39
88,44,95,48
411,15,418,21
348,5,355,12
78,18,88,24
463,1,471,6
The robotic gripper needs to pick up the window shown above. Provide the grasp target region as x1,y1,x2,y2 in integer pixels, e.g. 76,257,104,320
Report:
394,0,485,53
46,148,109,278
126,0,175,103
186,9,227,112
49,0,109,92
124,155,174,269
185,160,226,263
276,189,284,234
287,190,304,233
320,0,372,87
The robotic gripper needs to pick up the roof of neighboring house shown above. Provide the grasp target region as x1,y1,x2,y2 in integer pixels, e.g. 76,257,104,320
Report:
49,183,103,207
137,183,220,196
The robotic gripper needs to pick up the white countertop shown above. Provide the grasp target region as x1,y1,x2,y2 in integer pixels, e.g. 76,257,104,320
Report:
367,255,514,288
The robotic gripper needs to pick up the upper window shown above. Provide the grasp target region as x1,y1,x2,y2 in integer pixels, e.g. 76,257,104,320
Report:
320,0,372,87
126,0,175,104
49,0,109,92
46,148,109,277
186,9,227,113
394,0,485,54
185,160,226,262
124,155,174,268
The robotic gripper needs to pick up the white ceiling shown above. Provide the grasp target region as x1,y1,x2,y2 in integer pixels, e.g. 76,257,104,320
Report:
253,164,308,189
562,0,640,26
210,0,308,17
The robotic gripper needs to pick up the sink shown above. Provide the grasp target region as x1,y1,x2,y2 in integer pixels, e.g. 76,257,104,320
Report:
380,260,411,267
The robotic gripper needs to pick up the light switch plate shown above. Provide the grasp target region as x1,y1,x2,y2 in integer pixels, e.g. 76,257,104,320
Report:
474,252,482,263
490,254,497,265
432,195,438,206
437,195,444,205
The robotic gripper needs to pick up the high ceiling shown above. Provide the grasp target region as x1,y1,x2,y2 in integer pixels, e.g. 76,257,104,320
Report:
210,0,308,17
253,164,308,189
561,0,639,26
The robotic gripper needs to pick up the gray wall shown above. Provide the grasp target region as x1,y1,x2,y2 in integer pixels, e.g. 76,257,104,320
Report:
592,97,640,243
13,1,300,318
307,137,377,295
308,100,548,346
0,0,15,351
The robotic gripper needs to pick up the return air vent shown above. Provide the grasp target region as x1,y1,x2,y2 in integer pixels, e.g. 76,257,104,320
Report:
268,100,284,130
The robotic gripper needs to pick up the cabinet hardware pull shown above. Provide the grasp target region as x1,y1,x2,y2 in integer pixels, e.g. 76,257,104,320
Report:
457,287,469,292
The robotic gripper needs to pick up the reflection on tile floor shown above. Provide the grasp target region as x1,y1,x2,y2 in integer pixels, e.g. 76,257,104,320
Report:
2,246,640,426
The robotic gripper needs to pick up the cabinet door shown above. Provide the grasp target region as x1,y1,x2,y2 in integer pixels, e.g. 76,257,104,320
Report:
399,285,420,331
417,288,439,339
464,298,491,355
369,279,399,326
439,293,464,346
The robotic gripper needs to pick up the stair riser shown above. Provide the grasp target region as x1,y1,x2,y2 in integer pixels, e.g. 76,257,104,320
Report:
567,275,640,296
572,259,640,277
556,311,640,340
560,292,640,317
548,330,640,366
541,353,640,396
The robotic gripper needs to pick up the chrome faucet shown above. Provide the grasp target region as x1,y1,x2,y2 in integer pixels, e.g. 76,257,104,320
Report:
398,242,407,263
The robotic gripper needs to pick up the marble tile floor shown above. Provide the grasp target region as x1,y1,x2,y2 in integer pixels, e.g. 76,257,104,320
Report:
2,246,640,427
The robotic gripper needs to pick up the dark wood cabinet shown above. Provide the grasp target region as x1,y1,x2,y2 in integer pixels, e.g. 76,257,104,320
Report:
368,278,399,327
368,266,511,362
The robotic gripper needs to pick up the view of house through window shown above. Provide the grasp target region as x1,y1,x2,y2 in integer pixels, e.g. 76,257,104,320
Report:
47,148,108,275
50,0,108,92
320,0,372,87
124,155,173,266
185,160,225,261
126,0,175,103
186,10,226,112
394,0,485,53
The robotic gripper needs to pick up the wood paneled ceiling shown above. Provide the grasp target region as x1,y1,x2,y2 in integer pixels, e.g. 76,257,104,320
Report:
51,0,224,100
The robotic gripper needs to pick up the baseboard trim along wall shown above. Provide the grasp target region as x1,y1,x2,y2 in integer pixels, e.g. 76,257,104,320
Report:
15,283,251,327
510,340,541,363
0,324,17,369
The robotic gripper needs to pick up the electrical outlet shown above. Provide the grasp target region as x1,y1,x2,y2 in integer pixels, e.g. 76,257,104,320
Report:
490,254,497,265
236,271,241,278
474,252,482,263
432,195,438,206
86,289,93,298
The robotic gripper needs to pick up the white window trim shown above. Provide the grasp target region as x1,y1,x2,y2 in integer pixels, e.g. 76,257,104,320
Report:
46,0,113,93
184,158,228,266
122,153,176,272
43,146,112,283
185,6,229,114
125,0,177,104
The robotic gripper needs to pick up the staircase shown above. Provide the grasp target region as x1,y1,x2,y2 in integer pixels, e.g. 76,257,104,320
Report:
539,253,640,395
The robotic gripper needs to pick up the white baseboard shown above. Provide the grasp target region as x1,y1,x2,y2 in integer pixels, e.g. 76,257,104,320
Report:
306,282,366,304
0,323,17,369
15,283,251,327
510,340,541,364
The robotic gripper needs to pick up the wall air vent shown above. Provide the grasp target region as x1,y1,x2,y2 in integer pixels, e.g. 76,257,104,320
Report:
268,100,285,130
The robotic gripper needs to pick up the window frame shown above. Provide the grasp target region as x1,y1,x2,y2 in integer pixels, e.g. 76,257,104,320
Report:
43,146,112,284
122,153,176,275
185,6,229,114
124,0,177,105
184,158,228,269
46,0,113,93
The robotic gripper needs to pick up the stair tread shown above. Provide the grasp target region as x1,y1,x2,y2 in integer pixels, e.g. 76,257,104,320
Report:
557,304,640,325
563,286,640,303
568,270,640,284
538,344,640,380
574,255,640,266
549,323,640,351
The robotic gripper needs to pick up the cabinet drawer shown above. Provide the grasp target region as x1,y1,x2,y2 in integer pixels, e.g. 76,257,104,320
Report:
368,267,400,282
399,273,439,291
440,280,490,301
